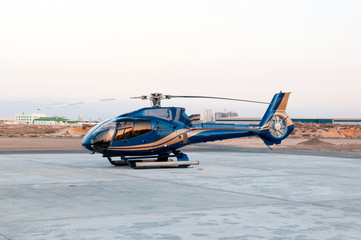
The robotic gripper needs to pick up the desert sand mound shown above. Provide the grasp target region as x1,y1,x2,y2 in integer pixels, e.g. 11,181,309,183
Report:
297,137,335,146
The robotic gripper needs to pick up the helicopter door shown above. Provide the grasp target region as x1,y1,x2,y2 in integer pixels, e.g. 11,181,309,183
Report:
112,119,152,142
113,121,134,142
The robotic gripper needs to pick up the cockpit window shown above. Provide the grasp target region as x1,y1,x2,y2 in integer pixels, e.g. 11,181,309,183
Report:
114,121,133,141
114,119,152,141
133,120,152,137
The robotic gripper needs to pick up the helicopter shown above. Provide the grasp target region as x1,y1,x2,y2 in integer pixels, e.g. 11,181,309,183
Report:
76,92,294,168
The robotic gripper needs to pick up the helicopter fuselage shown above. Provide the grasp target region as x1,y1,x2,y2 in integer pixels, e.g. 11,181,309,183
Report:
82,103,294,158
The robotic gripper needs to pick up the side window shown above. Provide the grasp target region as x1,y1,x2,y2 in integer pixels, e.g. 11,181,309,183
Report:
114,121,134,141
113,119,152,141
132,120,152,138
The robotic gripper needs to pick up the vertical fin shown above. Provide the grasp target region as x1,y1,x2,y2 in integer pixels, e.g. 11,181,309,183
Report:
258,92,294,145
259,92,292,127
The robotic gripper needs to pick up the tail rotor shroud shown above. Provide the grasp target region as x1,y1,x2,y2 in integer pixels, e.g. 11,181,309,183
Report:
268,115,288,139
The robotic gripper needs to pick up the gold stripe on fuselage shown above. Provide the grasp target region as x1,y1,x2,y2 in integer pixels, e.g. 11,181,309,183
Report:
107,126,262,152
107,129,208,151
108,129,188,150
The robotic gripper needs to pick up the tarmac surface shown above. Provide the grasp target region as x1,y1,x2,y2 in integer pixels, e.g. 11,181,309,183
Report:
1,149,361,239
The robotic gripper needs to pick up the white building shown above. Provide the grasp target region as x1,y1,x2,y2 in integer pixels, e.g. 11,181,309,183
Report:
15,113,46,124
204,109,214,122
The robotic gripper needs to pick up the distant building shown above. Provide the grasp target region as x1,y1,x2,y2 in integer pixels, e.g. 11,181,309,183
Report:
291,118,333,124
333,118,361,125
215,111,238,119
204,109,214,122
33,117,82,126
15,113,46,124
0,117,16,124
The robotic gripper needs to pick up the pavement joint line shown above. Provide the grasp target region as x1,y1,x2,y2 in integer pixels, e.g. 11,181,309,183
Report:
2,172,342,213
314,197,361,203
109,168,361,190
0,233,11,240
0,179,148,187
214,164,361,180
6,199,361,226
3,177,361,215
301,201,361,214
283,172,361,180
268,171,361,180
121,174,361,214
0,172,324,187
110,176,297,201
2,202,294,225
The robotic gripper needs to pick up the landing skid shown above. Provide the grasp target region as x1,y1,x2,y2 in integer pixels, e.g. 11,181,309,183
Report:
105,150,199,169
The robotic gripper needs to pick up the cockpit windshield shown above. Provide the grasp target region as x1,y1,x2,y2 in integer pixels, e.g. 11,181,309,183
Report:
91,120,116,152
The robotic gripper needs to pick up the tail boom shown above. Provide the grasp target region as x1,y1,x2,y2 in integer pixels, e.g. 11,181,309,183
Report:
186,92,294,146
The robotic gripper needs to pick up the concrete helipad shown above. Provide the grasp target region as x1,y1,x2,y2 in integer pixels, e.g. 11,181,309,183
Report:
1,150,361,239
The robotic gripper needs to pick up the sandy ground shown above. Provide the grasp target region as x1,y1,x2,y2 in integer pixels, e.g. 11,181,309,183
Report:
1,122,361,138
209,137,361,155
1,137,360,155
0,122,360,154
0,137,83,152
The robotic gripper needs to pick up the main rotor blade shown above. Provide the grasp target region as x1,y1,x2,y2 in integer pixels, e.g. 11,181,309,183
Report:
37,98,124,111
166,95,270,105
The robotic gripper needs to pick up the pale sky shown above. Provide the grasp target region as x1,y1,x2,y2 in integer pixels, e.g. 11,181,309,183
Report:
1,0,360,118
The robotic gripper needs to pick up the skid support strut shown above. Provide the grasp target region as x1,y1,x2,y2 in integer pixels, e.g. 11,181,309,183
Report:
107,157,127,166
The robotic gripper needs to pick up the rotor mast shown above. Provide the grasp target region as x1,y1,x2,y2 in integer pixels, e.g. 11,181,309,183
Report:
131,93,170,107
150,93,165,108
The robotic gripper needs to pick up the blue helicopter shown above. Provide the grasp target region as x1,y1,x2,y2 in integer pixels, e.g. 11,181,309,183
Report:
80,92,294,168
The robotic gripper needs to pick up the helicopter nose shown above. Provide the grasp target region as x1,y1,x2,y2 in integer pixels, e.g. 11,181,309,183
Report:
82,135,94,152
